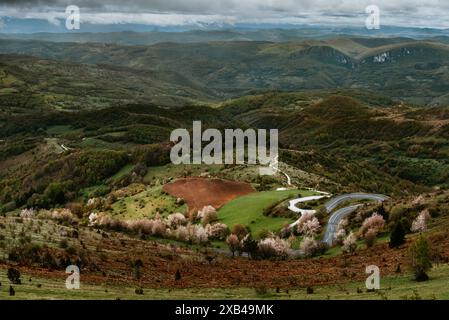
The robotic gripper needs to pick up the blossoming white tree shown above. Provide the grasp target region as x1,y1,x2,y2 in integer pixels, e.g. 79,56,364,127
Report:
411,209,431,233
342,232,357,254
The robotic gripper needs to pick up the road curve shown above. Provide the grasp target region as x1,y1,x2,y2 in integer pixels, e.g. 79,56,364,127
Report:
324,193,389,213
288,195,330,228
322,193,389,245
322,205,361,244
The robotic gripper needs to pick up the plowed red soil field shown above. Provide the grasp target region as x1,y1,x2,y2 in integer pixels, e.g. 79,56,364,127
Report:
163,177,255,211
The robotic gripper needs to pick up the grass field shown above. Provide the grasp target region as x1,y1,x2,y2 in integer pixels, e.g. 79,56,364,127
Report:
110,185,187,219
2,264,448,300
218,189,318,238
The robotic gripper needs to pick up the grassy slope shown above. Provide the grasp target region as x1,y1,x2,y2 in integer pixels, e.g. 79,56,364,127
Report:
218,189,317,237
110,185,187,219
2,264,448,300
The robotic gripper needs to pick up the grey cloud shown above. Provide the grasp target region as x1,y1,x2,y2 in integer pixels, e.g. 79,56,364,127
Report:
0,0,448,28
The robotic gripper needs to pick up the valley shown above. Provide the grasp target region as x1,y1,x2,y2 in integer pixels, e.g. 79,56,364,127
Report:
0,28,449,301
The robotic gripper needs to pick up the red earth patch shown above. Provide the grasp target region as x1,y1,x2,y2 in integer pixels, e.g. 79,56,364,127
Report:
163,177,254,212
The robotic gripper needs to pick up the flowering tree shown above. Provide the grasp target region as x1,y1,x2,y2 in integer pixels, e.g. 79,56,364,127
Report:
166,213,187,228
297,212,320,236
257,236,291,259
197,205,216,220
411,209,431,233
359,213,385,247
174,226,189,242
226,234,240,257
335,218,348,245
360,213,385,236
342,232,357,254
205,223,229,240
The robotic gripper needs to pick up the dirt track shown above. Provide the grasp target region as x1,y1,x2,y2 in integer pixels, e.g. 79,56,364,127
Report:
163,177,254,212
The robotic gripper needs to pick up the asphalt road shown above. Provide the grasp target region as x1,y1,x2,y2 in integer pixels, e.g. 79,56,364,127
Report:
324,193,389,213
322,205,361,244
322,193,389,245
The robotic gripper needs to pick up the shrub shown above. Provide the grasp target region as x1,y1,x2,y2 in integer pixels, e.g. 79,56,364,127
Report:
300,237,328,257
7,268,21,284
409,235,432,281
127,218,154,235
240,234,259,259
20,208,35,219
50,209,79,224
389,221,406,248
175,269,181,281
300,237,318,257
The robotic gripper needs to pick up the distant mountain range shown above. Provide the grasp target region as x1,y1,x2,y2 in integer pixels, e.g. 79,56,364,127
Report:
1,36,449,106
2,25,449,44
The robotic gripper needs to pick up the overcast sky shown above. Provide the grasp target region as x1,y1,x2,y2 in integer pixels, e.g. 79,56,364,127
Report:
0,0,448,28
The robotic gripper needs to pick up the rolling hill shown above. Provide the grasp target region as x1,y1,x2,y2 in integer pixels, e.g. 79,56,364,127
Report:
1,38,449,105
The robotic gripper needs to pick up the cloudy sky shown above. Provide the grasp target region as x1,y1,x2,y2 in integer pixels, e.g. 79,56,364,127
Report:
0,0,448,29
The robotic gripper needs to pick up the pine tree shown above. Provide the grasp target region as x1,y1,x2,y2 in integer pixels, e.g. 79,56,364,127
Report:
389,221,406,248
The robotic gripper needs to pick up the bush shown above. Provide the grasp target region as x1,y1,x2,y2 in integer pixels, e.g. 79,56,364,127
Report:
300,237,328,257
240,234,259,259
409,235,432,282
7,268,21,284
390,221,406,248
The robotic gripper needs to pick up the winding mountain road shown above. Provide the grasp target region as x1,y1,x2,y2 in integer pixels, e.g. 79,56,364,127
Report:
286,192,389,245
324,193,389,213
322,193,389,245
